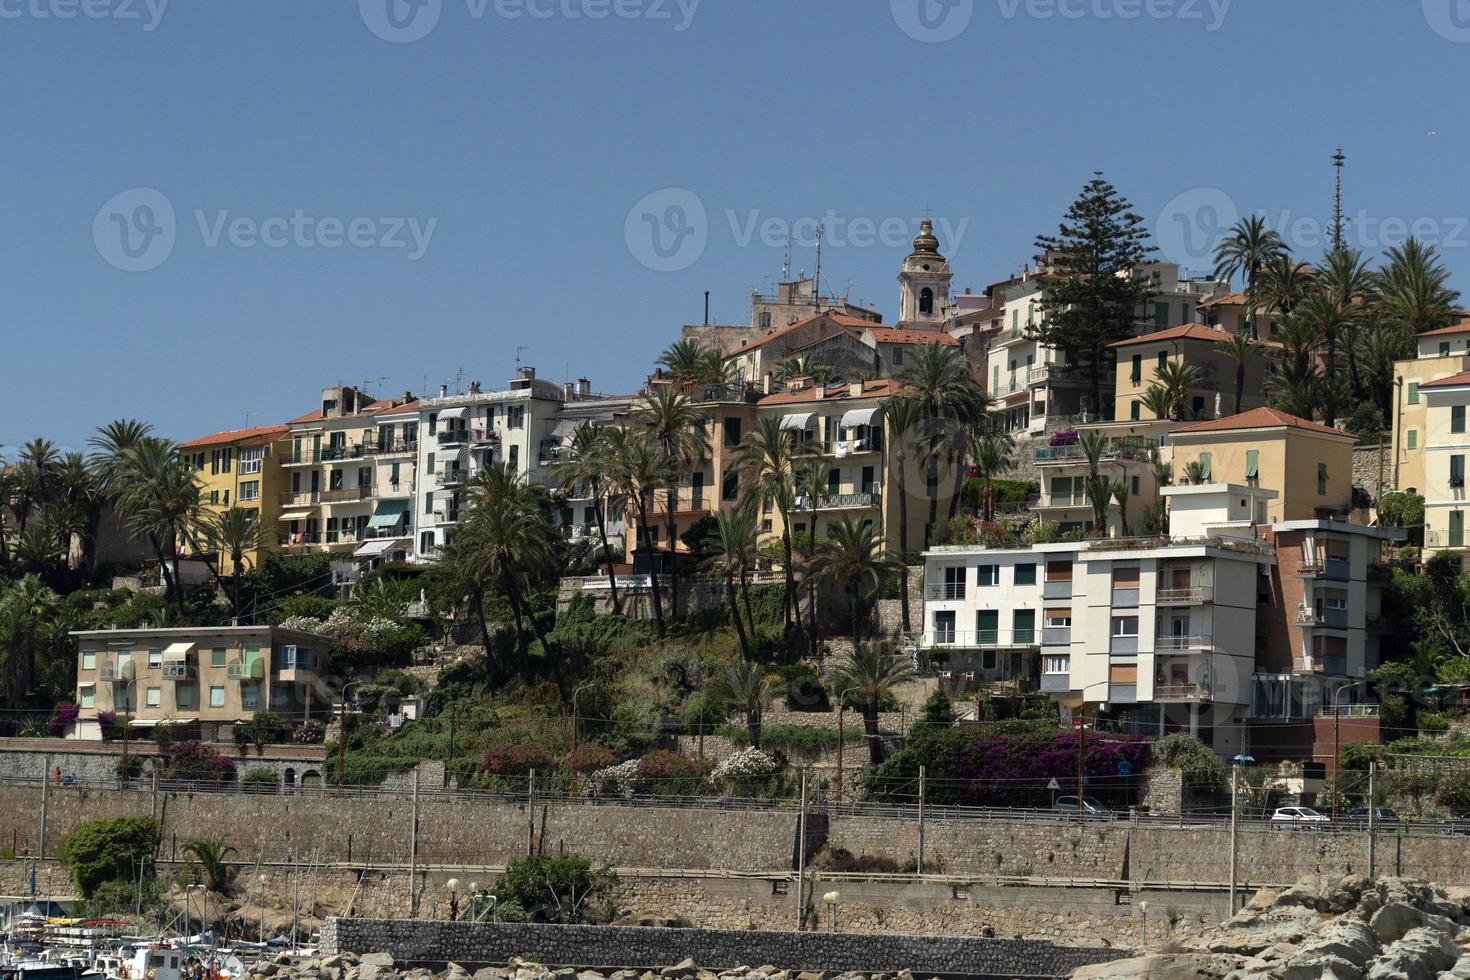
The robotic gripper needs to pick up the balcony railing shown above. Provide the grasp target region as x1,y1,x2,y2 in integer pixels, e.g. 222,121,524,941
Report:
1042,579,1072,599
436,470,466,488
362,439,417,456
800,490,880,509
1298,557,1351,581
1156,634,1214,651
923,629,1039,649
279,532,322,548
321,486,371,503
1297,608,1349,628
1156,586,1214,605
1294,655,1348,675
1154,682,1213,702
432,510,462,525
1041,626,1071,646
1034,437,1158,465
438,428,498,447
925,582,967,601
278,491,321,506
825,438,881,456
1038,492,1088,508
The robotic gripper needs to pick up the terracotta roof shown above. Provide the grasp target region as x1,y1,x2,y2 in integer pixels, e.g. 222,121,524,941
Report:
287,396,420,425
727,313,847,355
1197,292,1247,309
1111,325,1230,348
868,327,959,346
179,424,289,449
757,380,904,406
1419,369,1470,390
1170,406,1347,437
1419,317,1470,338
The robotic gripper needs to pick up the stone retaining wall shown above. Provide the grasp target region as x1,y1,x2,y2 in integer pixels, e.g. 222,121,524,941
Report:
320,918,1121,978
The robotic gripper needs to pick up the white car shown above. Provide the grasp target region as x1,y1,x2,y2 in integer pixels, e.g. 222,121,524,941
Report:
1271,806,1330,826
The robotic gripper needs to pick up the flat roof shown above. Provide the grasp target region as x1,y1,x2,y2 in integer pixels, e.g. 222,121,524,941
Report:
1160,483,1279,499
1271,519,1407,542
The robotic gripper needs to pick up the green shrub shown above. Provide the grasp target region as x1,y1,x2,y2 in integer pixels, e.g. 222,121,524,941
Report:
57,817,160,898
240,768,277,790
1419,710,1458,735
1154,733,1226,793
1437,771,1470,813
491,855,615,923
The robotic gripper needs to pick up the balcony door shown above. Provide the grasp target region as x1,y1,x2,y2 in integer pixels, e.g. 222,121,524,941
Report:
977,610,999,645
933,611,956,645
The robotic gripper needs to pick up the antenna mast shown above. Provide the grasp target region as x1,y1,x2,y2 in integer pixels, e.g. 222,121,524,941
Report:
1331,147,1347,251
782,231,792,282
812,224,824,308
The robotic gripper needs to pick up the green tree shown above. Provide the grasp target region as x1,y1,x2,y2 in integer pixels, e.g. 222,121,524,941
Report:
884,396,923,634
1031,173,1158,418
57,817,161,899
1213,214,1288,310
1372,237,1460,335
182,837,237,892
656,338,726,385
0,574,61,705
1220,332,1262,415
633,387,708,616
809,517,901,644
609,430,676,637
705,505,760,660
738,415,805,633
828,641,913,764
547,424,623,610
707,660,777,749
492,854,616,924
897,343,979,530
111,437,203,608
197,506,268,619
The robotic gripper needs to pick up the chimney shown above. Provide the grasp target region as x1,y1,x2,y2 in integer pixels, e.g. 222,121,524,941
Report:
563,382,574,400
439,384,448,398
404,390,413,401
813,385,824,400
850,382,864,398
468,380,481,394
519,366,536,381
577,377,590,396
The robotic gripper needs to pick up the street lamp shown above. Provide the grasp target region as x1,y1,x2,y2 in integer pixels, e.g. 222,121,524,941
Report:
466,882,479,922
1139,900,1148,949
445,878,460,921
338,680,362,789
822,890,841,931
1332,684,1354,822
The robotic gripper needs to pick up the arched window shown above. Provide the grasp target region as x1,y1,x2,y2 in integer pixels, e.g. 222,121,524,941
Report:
919,288,934,315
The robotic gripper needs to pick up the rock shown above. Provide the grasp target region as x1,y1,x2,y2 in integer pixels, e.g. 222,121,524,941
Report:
1069,954,1226,979
360,955,396,970
1245,888,1278,912
1440,953,1470,978
257,965,280,978
1373,903,1426,943
473,971,508,980
319,957,346,971
1367,926,1460,979
551,970,577,980
1275,884,1327,912
1277,951,1363,979
1289,919,1381,969
660,960,697,980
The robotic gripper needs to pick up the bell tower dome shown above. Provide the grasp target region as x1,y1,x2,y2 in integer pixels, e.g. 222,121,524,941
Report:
897,218,952,328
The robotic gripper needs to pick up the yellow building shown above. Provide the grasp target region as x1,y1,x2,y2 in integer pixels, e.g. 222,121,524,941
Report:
1110,324,1268,423
1168,408,1356,523
1390,318,1470,496
1416,366,1470,555
179,424,289,572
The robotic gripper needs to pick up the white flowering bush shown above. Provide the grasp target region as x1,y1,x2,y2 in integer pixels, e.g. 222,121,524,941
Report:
588,759,641,798
711,746,778,785
277,609,423,664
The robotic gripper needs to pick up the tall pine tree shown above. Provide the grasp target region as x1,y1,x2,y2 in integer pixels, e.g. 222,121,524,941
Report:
1030,173,1158,420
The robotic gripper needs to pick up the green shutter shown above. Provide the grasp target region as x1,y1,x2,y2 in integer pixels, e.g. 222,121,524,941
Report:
1198,453,1212,481
1454,405,1466,434
1442,342,1452,357
1244,450,1259,479
1318,462,1328,495
1014,563,1036,585
1013,609,1035,644
1408,382,1420,405
977,610,999,642
1131,401,1141,420
1408,430,1418,450
1453,511,1466,548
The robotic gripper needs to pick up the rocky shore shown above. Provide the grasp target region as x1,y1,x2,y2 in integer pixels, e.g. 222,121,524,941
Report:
250,953,957,980
1075,875,1470,979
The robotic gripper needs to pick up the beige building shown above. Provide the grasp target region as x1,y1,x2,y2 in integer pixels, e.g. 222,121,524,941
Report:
1168,408,1356,523
1416,366,1470,555
1391,318,1470,496
69,626,335,743
1032,419,1169,535
1110,324,1269,423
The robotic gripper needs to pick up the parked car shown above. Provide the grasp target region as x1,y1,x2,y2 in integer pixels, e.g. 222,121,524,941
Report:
1271,806,1330,826
1054,796,1110,817
1346,806,1400,826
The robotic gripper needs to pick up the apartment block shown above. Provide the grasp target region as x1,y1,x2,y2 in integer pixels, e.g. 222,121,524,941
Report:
1111,325,1268,423
1391,318,1470,497
1415,366,1470,556
1032,420,1167,536
178,424,289,571
69,626,335,743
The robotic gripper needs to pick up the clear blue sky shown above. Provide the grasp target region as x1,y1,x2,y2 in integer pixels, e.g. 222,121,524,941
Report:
4,0,1469,453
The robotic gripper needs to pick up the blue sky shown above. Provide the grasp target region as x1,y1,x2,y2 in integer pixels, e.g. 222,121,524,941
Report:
4,0,1470,453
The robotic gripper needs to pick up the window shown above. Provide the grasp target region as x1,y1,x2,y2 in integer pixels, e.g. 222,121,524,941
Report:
209,686,225,707
116,652,131,676
1198,452,1212,480
941,566,966,600
1318,462,1329,496
1112,566,1140,588
933,610,956,643
1013,609,1035,644
978,565,999,586
1043,656,1069,675
509,445,519,469
976,609,999,642
1408,430,1418,450
425,491,434,515
242,683,259,710
1191,396,1205,418
1129,354,1142,384
1130,400,1140,421
1452,455,1465,488
1408,381,1420,405
1014,563,1036,585
722,471,739,501
1442,342,1452,357
148,649,162,668
828,468,840,495
176,683,194,708
1111,616,1139,637
1245,449,1260,487
1157,351,1167,372
240,447,264,475
893,347,904,366
211,648,227,667
272,685,289,707
80,685,95,708
861,465,875,494
724,417,742,447
82,650,96,670
1453,511,1466,548
1131,475,1140,495
1154,302,1169,327
919,287,934,316
113,684,128,710
1044,608,1071,627
145,687,161,708
240,480,260,502
1455,405,1467,434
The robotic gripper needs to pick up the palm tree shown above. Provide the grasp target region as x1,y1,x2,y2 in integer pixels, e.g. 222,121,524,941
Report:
547,424,622,610
884,397,923,634
0,465,15,567
14,438,60,533
0,574,60,704
1181,461,1208,485
1373,238,1460,334
897,343,980,534
1214,216,1288,338
1221,333,1261,414
708,660,777,750
1077,433,1110,531
1111,479,1130,536
612,435,676,637
738,415,805,632
828,641,912,764
1250,253,1313,333
706,505,760,660
198,507,268,619
634,387,708,618
53,453,100,572
1297,290,1351,427
656,338,723,383
1139,386,1175,422
793,456,832,630
1151,361,1202,421
970,431,1014,522
111,438,202,608
775,356,822,385
182,837,237,892
1319,246,1375,397
809,517,900,645
88,419,154,497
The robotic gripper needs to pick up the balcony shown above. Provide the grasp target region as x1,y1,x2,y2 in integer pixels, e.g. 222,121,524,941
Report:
923,629,1039,649
436,469,467,488
825,438,881,456
1298,557,1350,581
1037,492,1088,508
1297,607,1349,629
279,532,322,548
226,660,265,680
363,439,417,457
1294,654,1348,676
1039,673,1072,693
1156,586,1214,605
437,428,470,446
1156,634,1214,651
320,486,371,503
1042,579,1073,599
1112,587,1139,608
925,582,967,601
162,664,194,680
1034,437,1158,466
1041,626,1072,646
281,450,320,466
796,491,880,510
433,510,462,525
278,490,321,507
1154,682,1213,702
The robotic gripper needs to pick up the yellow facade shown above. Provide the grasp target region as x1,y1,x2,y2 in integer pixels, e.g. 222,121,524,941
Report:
1168,409,1356,524
1111,327,1269,423
179,425,289,572
1391,352,1470,496
1416,373,1470,553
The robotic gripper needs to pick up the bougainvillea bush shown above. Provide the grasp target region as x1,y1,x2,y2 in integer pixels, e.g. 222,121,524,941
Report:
864,723,1151,809
49,703,79,737
482,742,554,777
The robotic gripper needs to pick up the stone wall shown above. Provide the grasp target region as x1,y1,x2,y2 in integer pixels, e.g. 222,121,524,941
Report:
0,739,328,790
1353,443,1390,499
320,918,1122,978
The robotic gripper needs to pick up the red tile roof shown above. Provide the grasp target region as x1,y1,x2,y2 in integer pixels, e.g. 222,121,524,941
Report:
1419,369,1470,390
1170,406,1347,437
287,396,420,425
757,380,904,406
1111,324,1230,348
1419,317,1470,338
179,424,289,449
1197,292,1247,309
870,327,958,346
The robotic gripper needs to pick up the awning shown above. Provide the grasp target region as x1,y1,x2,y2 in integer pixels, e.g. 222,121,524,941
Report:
123,718,172,728
162,642,195,663
780,413,814,431
279,511,312,522
841,407,881,428
354,538,408,559
438,407,468,420
367,499,410,529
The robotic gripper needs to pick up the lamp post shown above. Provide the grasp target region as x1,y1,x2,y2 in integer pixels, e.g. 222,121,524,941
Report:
446,878,460,921
466,882,478,922
1332,684,1353,822
256,873,269,941
1139,900,1148,950
570,682,595,797
338,681,361,789
822,890,841,931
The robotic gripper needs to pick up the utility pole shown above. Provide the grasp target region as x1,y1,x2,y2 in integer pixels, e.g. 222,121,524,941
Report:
795,769,808,931
445,709,455,789
1228,765,1239,917
1368,761,1378,879
37,757,49,898
1076,710,1086,824
835,709,844,806
570,694,580,797
917,765,926,875
407,770,419,918
527,769,536,857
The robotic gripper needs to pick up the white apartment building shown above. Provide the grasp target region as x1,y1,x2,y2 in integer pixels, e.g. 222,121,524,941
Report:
922,484,1277,755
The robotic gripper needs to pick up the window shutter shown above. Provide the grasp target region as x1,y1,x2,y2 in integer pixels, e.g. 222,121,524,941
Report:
1244,450,1259,479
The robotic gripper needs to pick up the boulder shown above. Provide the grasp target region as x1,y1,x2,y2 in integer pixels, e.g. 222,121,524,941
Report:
1366,926,1460,979
1372,903,1425,943
473,971,509,980
1275,884,1328,913
1069,954,1229,979
1439,953,1470,978
360,955,396,970
660,959,698,980
1289,919,1381,969
1277,952,1363,980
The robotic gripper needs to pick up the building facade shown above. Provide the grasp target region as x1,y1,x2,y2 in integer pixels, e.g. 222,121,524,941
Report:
1391,318,1470,499
178,424,289,572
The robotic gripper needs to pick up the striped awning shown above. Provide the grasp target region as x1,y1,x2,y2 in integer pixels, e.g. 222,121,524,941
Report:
779,413,814,431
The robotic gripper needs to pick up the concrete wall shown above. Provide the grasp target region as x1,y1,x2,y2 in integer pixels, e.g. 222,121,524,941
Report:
320,918,1121,977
